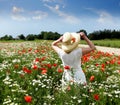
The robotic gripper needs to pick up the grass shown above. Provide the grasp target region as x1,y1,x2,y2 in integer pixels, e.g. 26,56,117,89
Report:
81,39,120,48
1,39,120,48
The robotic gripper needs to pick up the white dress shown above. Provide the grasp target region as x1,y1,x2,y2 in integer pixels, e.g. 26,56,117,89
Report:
57,48,87,89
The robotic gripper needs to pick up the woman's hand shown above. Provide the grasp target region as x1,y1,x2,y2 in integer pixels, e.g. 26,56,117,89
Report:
52,36,63,53
58,36,63,42
80,32,86,39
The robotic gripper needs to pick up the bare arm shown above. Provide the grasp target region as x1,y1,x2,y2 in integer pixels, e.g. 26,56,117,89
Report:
51,36,63,53
80,32,96,55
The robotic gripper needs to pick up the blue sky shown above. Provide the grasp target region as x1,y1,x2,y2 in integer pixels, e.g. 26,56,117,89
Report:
0,0,120,37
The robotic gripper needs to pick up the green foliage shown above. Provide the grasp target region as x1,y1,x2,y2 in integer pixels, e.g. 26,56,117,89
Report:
26,34,35,41
39,31,61,40
0,31,61,41
0,35,13,40
89,29,120,40
18,34,26,40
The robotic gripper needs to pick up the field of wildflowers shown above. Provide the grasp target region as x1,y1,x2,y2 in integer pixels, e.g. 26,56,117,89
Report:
0,41,120,105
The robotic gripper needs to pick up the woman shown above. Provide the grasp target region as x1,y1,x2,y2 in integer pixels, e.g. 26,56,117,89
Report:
52,32,96,89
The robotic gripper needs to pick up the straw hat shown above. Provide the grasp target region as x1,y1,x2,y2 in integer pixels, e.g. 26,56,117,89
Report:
61,32,80,53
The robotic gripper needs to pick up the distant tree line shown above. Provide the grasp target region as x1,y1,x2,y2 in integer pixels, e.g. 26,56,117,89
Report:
0,29,120,41
0,31,61,41
88,29,120,40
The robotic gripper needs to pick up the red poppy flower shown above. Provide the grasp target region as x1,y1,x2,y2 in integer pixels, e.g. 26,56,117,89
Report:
57,68,63,73
23,67,28,71
117,61,120,65
32,65,38,70
95,63,99,66
93,94,100,101
41,69,47,74
101,63,105,68
24,96,32,103
82,55,90,62
89,75,95,82
53,63,57,67
23,67,32,74
26,69,32,74
35,58,40,62
41,50,45,53
40,67,46,70
101,67,105,72
41,57,46,61
28,48,32,52
110,59,115,64
47,64,52,68
64,65,70,70
34,49,39,53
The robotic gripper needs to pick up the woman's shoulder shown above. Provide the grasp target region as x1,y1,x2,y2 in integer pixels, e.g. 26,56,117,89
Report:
73,47,82,56
75,47,82,52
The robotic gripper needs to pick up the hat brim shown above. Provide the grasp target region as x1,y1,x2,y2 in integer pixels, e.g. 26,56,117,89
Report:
61,33,80,53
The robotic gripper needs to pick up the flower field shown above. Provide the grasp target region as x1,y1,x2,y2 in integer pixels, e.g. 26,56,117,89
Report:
0,41,120,105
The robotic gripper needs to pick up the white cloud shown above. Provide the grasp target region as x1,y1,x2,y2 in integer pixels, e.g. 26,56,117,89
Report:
85,8,114,24
11,6,48,21
97,11,113,24
42,0,64,3
11,15,27,21
44,4,80,24
11,6,27,21
42,0,66,9
12,6,24,14
32,11,48,20
42,0,56,2
54,4,59,10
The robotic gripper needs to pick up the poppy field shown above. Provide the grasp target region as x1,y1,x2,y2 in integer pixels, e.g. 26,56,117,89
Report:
0,41,120,105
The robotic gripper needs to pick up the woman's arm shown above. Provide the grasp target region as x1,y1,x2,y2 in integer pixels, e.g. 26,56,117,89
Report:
80,32,96,55
51,36,63,53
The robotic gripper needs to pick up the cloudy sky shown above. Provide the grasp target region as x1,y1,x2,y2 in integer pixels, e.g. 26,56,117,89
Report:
0,0,120,37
